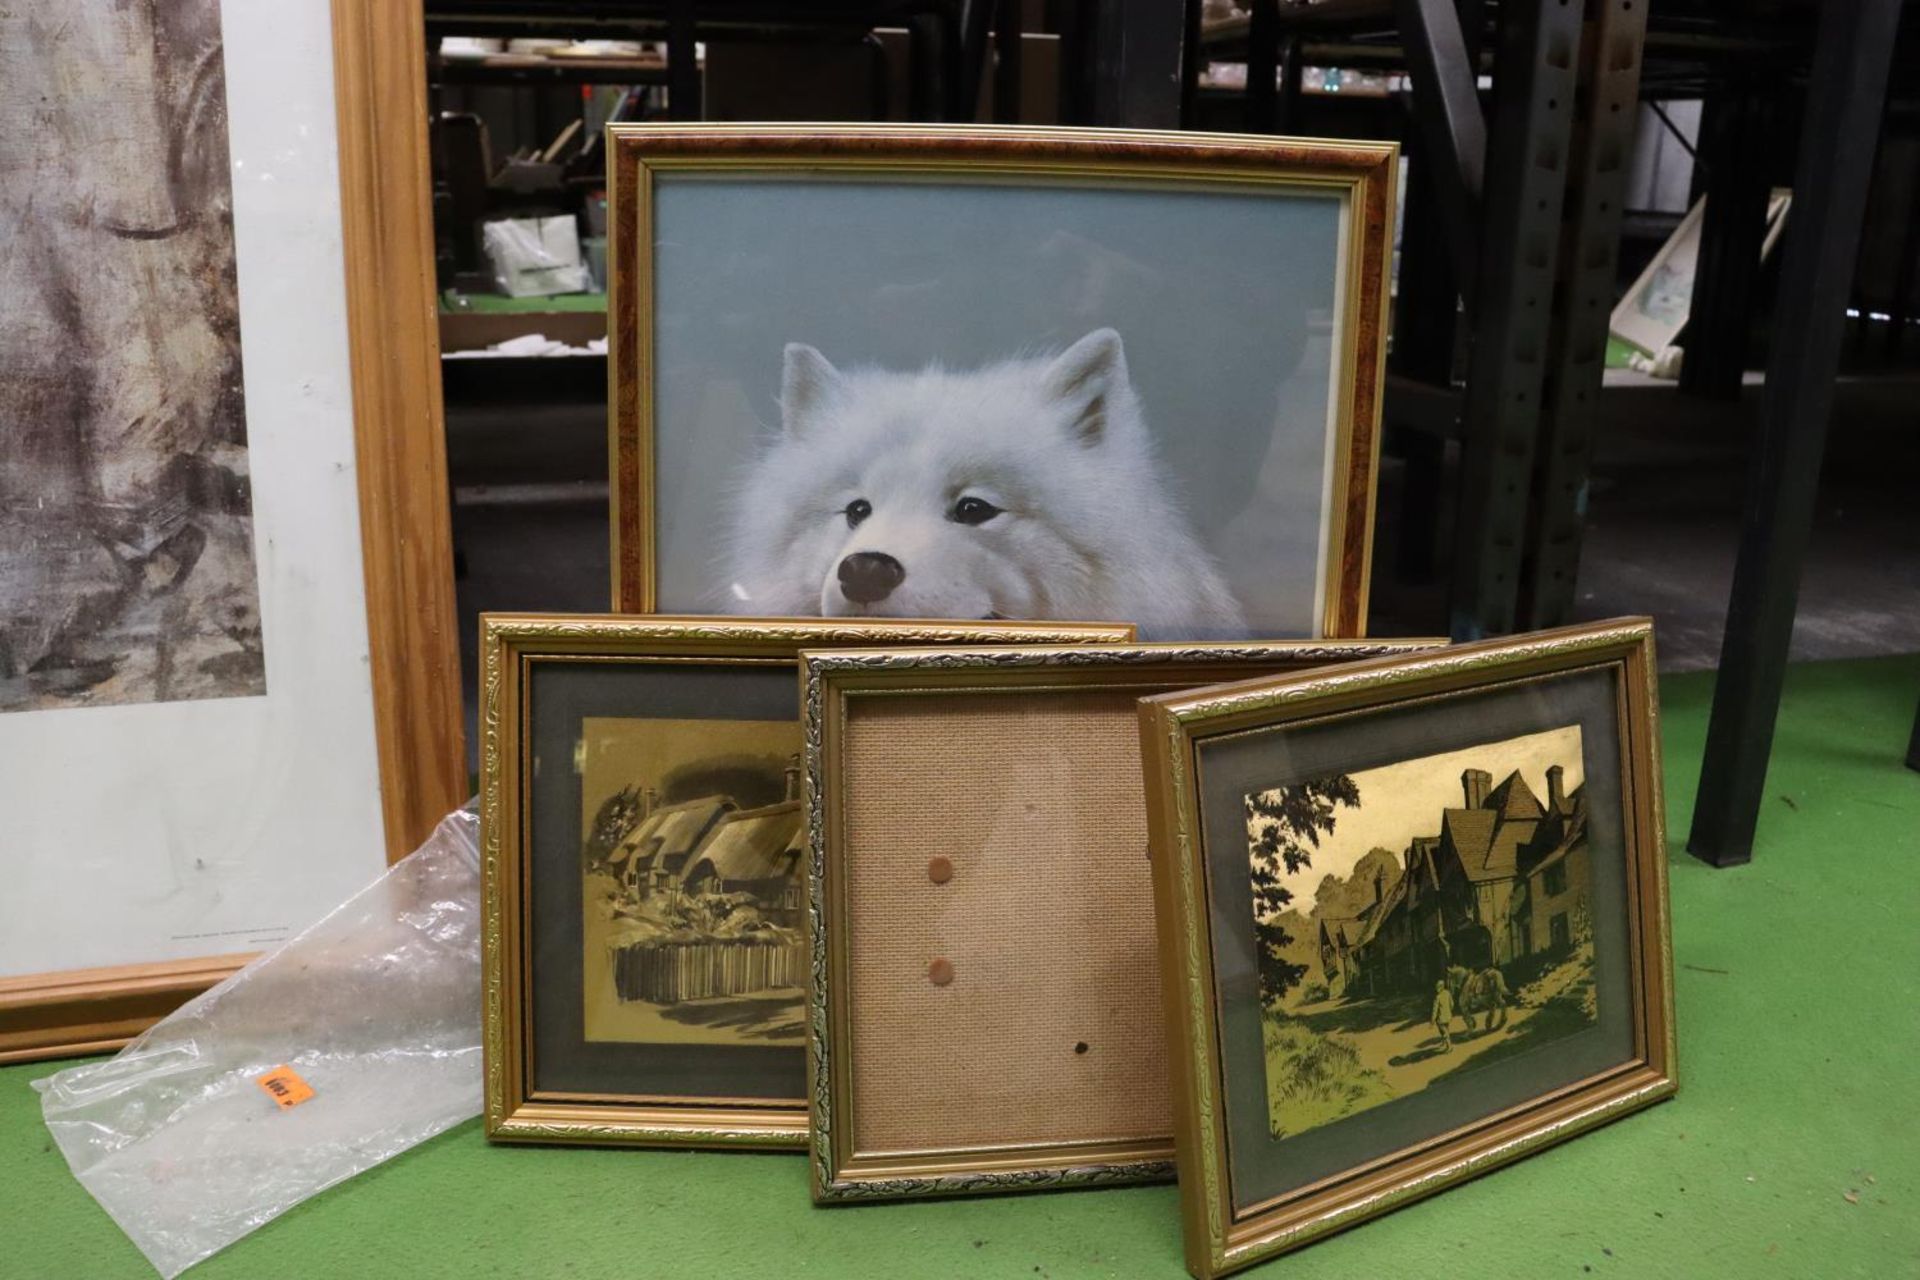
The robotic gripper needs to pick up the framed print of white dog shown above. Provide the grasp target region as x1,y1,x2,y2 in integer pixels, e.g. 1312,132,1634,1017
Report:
0,0,463,1062
608,124,1396,642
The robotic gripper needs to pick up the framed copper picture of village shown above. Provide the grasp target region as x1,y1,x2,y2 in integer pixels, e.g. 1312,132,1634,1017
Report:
479,613,1132,1148
1138,619,1677,1279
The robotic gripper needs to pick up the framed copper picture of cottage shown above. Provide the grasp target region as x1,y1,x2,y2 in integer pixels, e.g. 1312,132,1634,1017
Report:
0,0,461,1063
481,614,1132,1149
1137,619,1677,1278
801,638,1444,1200
608,123,1395,641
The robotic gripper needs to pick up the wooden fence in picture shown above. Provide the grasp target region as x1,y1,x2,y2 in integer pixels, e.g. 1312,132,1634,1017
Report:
612,936,806,1005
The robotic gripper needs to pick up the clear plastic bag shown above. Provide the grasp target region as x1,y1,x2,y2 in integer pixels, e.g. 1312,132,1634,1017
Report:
481,214,588,297
34,807,483,1278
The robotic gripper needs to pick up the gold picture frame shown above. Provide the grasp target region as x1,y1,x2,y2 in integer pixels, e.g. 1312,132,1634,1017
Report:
481,613,1133,1149
802,639,1444,1201
1138,619,1677,1278
607,123,1396,640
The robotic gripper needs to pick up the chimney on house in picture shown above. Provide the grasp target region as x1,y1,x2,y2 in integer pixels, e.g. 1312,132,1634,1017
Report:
642,787,659,817
1462,768,1492,808
1374,870,1385,906
1547,764,1565,813
784,754,802,802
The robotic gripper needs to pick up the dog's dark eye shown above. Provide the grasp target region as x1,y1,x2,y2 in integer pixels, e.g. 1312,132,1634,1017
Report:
951,496,1002,526
844,499,872,529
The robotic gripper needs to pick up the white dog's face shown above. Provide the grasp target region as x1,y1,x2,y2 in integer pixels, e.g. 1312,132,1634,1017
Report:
727,329,1145,621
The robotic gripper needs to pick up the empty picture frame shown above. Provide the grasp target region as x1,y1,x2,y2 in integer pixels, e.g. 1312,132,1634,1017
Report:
802,639,1444,1201
481,614,1132,1149
1138,619,1676,1278
608,123,1396,640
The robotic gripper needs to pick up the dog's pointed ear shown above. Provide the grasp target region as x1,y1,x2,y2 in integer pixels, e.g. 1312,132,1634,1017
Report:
1043,328,1126,446
781,343,841,438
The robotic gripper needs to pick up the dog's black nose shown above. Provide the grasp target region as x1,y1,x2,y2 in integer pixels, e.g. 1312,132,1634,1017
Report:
838,551,905,604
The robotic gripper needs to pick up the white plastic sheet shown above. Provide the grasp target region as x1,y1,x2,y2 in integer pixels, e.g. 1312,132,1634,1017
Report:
481,214,588,297
34,807,483,1278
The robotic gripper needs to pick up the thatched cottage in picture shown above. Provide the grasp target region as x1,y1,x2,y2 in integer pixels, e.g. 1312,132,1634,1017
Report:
597,755,807,915
680,800,806,927
595,759,809,1006
609,796,735,895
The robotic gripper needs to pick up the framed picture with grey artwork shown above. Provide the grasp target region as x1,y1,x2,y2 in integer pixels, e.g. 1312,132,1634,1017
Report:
479,613,1132,1149
0,0,461,1062
607,124,1396,641
1138,619,1677,1278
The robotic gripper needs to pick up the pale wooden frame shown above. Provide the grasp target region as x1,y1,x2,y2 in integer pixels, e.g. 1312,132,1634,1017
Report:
0,0,463,1065
1138,619,1677,1278
481,614,1134,1149
607,123,1397,639
802,639,1445,1201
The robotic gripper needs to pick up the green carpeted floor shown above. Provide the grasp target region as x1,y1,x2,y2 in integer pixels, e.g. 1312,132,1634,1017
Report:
5,657,1917,1279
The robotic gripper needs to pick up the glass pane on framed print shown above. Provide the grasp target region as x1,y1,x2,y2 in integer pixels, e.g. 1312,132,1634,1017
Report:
609,126,1397,641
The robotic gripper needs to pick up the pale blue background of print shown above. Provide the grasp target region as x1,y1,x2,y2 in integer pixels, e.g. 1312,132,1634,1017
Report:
649,174,1345,636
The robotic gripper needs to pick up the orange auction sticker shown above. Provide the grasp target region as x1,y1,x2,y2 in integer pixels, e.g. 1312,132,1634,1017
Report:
255,1065,316,1110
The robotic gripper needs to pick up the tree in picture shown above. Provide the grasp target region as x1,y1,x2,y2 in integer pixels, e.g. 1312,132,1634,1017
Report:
1244,774,1360,1006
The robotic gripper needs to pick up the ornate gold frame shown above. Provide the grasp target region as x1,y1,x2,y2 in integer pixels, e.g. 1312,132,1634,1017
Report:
1137,619,1677,1278
1,0,462,1064
802,639,1445,1200
481,613,1133,1148
606,123,1396,638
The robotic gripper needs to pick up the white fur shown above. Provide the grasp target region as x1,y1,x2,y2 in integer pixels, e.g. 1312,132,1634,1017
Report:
721,328,1247,639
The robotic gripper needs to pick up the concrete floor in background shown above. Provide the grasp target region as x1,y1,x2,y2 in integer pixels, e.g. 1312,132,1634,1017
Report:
1368,370,1920,670
1567,371,1919,671
446,368,1920,762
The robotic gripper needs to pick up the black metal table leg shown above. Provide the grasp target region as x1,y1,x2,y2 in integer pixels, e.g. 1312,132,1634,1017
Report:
1246,0,1280,134
1276,34,1303,135
1178,0,1204,129
1687,0,1905,868
1886,141,1920,359
1085,0,1187,128
1679,84,1776,401
937,3,969,122
906,13,937,121
665,0,699,120
990,0,1022,122
1908,697,1920,773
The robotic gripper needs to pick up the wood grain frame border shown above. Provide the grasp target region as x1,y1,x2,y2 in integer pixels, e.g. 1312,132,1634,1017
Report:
331,0,467,861
1,0,463,1065
607,123,1396,639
